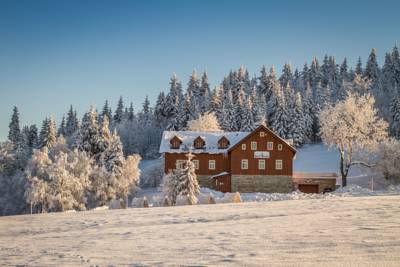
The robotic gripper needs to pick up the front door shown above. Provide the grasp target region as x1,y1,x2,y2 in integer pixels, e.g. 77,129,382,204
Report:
216,175,231,193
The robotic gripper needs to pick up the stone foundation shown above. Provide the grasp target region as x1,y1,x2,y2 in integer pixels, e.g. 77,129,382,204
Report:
231,175,294,193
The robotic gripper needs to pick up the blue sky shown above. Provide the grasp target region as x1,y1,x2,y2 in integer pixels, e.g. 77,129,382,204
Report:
0,0,399,140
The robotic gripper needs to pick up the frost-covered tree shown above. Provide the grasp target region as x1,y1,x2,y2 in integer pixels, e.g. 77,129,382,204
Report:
390,94,400,138
377,138,400,183
65,105,79,137
163,153,199,205
279,63,294,88
25,137,92,212
39,116,57,149
179,153,200,205
270,86,289,138
187,112,222,132
319,92,388,186
288,93,307,146
199,71,211,113
221,89,237,131
240,98,255,132
75,108,100,158
8,106,22,145
27,125,39,149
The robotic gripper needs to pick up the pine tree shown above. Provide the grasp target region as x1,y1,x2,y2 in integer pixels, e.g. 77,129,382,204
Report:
39,116,57,149
65,105,79,137
340,57,349,81
240,98,255,132
179,153,200,205
75,108,100,158
187,70,201,115
154,91,168,128
27,125,39,148
8,106,21,145
365,48,380,81
128,102,135,122
221,89,237,131
101,100,113,123
270,86,289,138
113,96,124,124
302,83,315,143
355,57,363,76
279,63,294,88
199,71,211,113
289,93,307,146
390,94,400,138
58,116,66,137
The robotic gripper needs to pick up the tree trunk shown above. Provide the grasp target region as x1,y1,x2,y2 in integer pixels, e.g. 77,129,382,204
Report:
340,150,348,187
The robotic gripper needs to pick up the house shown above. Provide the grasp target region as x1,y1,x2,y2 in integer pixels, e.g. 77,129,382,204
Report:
159,125,337,194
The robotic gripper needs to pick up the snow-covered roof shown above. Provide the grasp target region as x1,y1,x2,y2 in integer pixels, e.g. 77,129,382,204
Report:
159,130,250,154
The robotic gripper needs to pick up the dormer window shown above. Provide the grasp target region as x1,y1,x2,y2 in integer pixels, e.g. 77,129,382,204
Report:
170,136,182,149
218,136,230,149
193,136,205,149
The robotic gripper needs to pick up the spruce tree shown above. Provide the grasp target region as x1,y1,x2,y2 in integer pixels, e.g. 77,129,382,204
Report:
39,116,57,148
240,98,255,132
113,96,124,124
355,57,363,76
27,125,39,148
8,106,21,145
58,116,66,137
65,105,79,137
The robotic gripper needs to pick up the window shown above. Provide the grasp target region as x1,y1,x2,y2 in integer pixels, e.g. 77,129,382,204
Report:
242,144,246,150
258,159,266,170
267,142,274,150
176,160,185,170
251,141,257,150
260,131,265,137
275,159,283,170
193,160,199,170
208,160,216,170
278,144,283,151
241,159,248,170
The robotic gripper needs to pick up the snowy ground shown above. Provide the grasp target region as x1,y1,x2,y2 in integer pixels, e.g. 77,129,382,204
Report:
1,195,400,266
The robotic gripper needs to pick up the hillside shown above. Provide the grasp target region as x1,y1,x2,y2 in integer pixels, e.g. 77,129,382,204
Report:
1,195,399,266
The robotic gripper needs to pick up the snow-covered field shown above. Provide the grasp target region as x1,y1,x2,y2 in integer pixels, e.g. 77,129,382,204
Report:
1,195,400,266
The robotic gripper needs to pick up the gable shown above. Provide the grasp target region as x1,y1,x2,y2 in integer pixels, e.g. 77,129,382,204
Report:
228,125,297,154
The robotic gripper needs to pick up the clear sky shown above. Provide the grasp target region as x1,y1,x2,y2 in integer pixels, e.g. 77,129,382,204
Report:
0,0,399,141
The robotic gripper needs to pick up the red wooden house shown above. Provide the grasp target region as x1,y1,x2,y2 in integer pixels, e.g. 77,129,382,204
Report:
159,125,336,193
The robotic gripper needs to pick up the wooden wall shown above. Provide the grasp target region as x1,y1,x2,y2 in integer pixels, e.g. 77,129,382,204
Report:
229,127,295,176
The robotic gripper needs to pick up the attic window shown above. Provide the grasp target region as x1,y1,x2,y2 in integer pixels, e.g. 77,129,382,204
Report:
170,136,182,149
194,136,205,149
218,136,230,149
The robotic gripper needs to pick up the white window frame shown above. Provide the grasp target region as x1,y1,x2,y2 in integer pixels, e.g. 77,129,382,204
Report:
176,160,185,170
241,159,248,170
251,141,257,150
242,144,246,150
278,144,283,151
258,159,266,170
260,131,265,137
208,160,216,170
267,142,274,151
193,160,199,170
275,159,283,170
